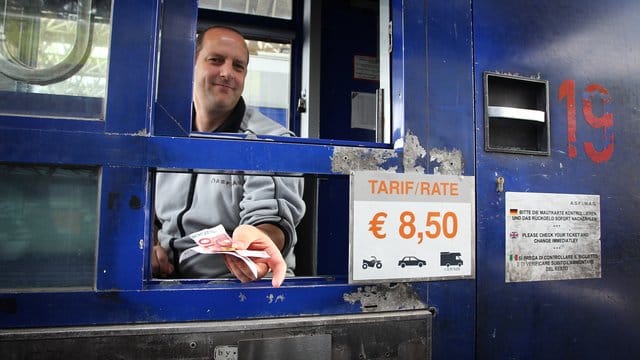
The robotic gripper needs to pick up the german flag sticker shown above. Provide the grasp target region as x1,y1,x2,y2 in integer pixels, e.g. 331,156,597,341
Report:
509,208,518,216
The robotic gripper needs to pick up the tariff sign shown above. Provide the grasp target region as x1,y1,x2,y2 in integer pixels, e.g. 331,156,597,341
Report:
349,171,475,283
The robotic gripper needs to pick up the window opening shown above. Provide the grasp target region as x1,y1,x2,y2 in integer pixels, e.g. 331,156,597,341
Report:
151,169,310,281
243,38,291,128
199,0,293,20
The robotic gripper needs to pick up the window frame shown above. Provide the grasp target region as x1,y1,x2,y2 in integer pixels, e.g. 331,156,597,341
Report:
0,0,433,329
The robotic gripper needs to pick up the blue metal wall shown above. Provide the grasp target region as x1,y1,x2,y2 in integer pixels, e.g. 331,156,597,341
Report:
474,0,640,359
318,1,478,358
412,1,476,359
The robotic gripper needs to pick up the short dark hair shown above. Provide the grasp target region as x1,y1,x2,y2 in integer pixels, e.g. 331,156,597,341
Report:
195,25,249,60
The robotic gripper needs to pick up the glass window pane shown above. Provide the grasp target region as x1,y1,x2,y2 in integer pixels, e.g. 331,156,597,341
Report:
0,0,112,119
199,0,292,20
0,164,99,290
244,39,291,128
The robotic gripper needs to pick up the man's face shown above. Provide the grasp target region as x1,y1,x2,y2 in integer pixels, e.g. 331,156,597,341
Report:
193,28,249,118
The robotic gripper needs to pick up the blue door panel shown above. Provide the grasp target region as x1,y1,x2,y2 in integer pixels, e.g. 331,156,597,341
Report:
474,1,640,359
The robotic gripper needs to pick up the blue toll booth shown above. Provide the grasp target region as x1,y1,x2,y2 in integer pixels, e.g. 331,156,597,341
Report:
0,1,639,359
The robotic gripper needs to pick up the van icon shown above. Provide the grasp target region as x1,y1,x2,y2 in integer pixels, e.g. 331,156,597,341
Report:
440,252,463,267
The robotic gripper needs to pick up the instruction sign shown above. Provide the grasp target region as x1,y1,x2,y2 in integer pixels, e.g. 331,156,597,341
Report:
349,171,475,283
505,192,601,282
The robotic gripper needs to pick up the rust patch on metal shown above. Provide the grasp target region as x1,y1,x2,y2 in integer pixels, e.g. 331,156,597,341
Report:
429,148,463,175
343,283,427,312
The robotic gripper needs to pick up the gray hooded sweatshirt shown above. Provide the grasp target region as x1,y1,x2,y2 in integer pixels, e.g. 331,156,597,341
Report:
155,100,306,278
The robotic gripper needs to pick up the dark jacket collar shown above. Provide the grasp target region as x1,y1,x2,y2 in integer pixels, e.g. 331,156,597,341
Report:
192,97,246,133
215,97,246,133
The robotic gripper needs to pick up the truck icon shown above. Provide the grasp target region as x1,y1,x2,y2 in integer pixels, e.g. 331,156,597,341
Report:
440,252,463,267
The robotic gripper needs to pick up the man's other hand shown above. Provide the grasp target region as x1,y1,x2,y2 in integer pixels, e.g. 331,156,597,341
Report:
151,245,174,277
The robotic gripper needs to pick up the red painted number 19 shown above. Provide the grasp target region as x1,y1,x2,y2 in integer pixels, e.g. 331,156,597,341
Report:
558,80,614,163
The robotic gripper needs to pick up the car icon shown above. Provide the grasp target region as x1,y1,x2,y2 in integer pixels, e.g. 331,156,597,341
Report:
362,256,382,269
398,256,426,268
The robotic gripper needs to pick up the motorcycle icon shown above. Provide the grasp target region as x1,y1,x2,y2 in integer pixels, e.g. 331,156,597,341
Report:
362,256,382,269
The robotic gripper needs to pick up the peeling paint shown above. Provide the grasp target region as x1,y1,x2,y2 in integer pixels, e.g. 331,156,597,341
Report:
331,146,397,174
107,129,150,136
429,148,464,175
266,294,285,304
343,283,427,312
330,131,429,174
490,70,542,80
403,132,427,173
